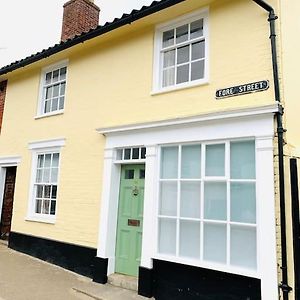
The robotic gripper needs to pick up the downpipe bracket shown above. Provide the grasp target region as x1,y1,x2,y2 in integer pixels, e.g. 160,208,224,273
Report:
279,283,293,294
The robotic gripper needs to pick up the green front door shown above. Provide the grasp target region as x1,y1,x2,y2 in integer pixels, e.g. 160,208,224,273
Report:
115,164,145,277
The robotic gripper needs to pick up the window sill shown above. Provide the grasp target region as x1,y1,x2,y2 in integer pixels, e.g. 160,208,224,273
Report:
151,79,209,96
25,215,56,224
35,110,64,120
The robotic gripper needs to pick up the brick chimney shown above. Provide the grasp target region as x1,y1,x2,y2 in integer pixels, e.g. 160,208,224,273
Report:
61,0,100,42
0,80,7,134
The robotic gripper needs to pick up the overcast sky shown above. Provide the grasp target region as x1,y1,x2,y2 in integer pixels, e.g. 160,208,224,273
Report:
0,0,155,68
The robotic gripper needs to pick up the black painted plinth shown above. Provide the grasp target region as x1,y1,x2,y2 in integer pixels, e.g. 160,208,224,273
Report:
138,266,153,298
152,260,261,300
9,232,97,278
93,257,108,284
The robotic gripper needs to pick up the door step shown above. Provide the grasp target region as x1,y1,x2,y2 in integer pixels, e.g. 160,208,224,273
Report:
108,273,138,292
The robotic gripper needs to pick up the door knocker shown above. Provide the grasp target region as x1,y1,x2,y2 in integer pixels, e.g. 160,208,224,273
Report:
132,186,139,196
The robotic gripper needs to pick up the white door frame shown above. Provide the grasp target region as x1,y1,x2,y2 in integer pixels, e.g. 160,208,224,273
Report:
0,156,21,224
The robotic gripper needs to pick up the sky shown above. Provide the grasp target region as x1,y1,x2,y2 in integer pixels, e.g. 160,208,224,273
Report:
0,0,155,68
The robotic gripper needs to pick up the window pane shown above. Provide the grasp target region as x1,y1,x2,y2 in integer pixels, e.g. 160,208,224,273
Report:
124,148,131,160
44,101,51,113
51,185,57,199
204,182,227,221
51,168,58,183
45,72,52,84
231,141,256,179
176,24,189,44
177,45,190,64
42,200,50,214
51,98,59,112
132,148,139,159
125,169,134,179
60,82,66,96
141,147,146,159
43,168,50,183
203,223,227,264
190,19,203,39
50,201,56,215
162,68,175,87
60,67,67,80
37,155,44,168
44,185,51,198
52,153,59,167
44,154,51,167
159,218,176,255
160,182,177,216
191,60,204,81
53,84,59,97
231,183,256,224
36,185,43,198
59,97,65,110
140,169,145,179
180,182,200,218
192,41,205,60
36,169,42,183
163,50,175,68
231,226,257,270
116,149,123,160
35,200,42,213
176,64,189,84
163,29,174,48
53,69,59,82
46,87,52,99
179,221,200,259
161,147,178,179
205,144,225,176
181,144,201,178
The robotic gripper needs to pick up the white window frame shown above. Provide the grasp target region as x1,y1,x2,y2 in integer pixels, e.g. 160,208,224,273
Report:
156,139,258,277
36,60,68,119
152,8,209,94
26,138,65,224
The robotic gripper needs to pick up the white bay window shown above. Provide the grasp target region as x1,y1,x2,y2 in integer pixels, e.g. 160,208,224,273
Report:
158,140,257,271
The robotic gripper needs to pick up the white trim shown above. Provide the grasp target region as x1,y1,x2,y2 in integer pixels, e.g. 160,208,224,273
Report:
97,104,279,135
96,111,278,300
25,215,56,224
0,156,21,167
35,110,64,119
256,136,278,299
152,8,209,94
0,156,21,224
28,138,66,150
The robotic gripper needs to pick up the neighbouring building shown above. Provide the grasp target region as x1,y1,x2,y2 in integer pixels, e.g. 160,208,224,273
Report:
0,0,299,299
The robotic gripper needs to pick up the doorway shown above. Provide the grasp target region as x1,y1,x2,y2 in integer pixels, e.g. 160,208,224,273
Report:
115,164,145,277
0,167,17,240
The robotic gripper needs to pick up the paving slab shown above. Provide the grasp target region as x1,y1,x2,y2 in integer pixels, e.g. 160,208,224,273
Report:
0,243,150,300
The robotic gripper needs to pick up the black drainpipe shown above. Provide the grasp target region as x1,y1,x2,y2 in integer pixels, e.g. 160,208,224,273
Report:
252,1,292,299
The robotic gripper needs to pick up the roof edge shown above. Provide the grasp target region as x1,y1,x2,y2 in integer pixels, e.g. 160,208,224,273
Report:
0,0,186,77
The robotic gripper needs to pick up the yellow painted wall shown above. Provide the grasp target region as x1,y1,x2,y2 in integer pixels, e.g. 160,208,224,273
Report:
0,0,278,248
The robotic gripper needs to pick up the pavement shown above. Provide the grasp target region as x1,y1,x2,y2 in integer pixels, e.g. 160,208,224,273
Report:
0,242,148,300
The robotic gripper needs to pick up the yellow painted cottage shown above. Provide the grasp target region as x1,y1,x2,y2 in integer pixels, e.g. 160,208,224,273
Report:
0,0,299,299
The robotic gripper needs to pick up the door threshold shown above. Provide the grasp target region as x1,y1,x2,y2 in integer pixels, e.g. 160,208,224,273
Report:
108,273,138,292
